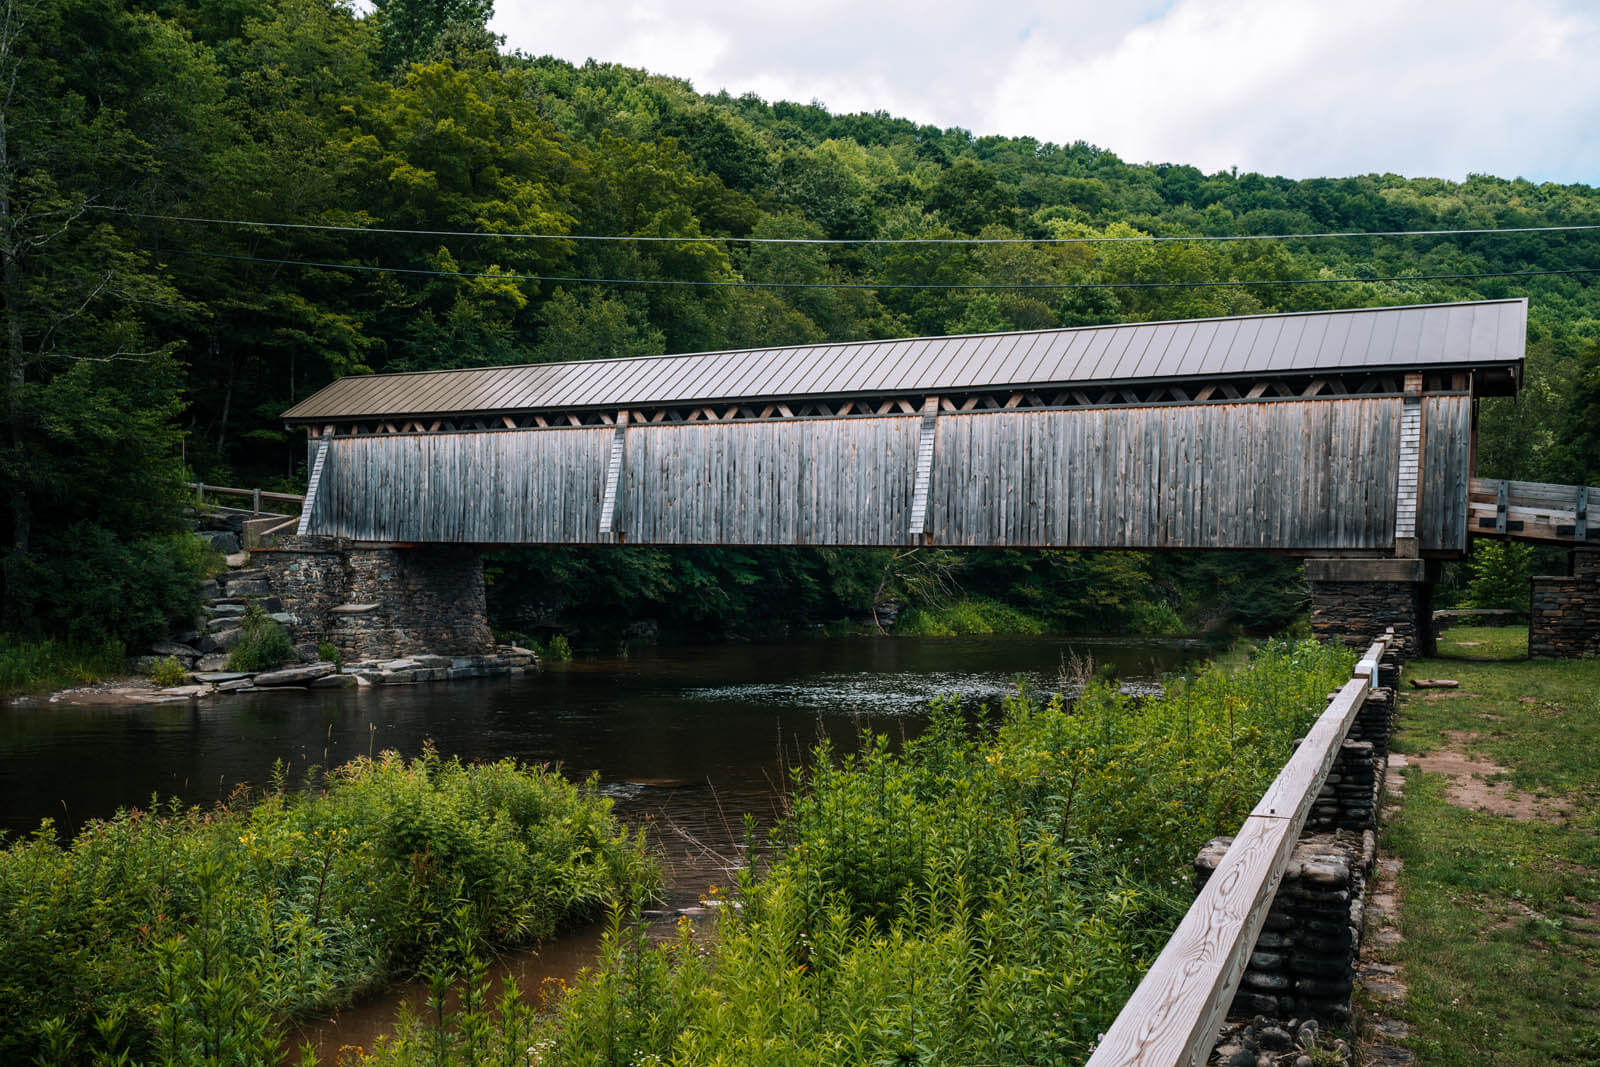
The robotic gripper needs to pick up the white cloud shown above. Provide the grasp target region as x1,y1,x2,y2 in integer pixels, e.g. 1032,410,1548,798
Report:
490,0,1600,183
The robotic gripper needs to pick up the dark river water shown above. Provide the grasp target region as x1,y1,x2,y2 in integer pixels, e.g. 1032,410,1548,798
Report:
0,634,1205,1059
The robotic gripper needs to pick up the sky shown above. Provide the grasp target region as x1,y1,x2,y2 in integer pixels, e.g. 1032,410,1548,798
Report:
490,0,1600,185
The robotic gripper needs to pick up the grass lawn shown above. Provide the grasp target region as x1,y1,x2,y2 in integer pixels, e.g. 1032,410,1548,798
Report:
1373,625,1600,1064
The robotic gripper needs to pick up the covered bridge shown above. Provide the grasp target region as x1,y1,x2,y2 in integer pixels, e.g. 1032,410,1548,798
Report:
283,298,1525,558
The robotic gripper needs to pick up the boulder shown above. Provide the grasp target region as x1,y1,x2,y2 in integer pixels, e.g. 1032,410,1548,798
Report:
198,579,220,600
268,612,296,627
206,603,246,618
224,551,250,568
158,684,212,699
151,641,201,662
195,653,231,672
227,580,271,598
200,530,241,554
252,663,336,687
200,628,241,653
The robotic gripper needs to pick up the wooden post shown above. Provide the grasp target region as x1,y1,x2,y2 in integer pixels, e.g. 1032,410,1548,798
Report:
297,438,330,537
598,410,628,539
908,396,938,543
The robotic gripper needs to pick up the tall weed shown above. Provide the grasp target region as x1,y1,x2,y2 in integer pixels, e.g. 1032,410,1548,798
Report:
499,638,1355,1067
0,750,657,1064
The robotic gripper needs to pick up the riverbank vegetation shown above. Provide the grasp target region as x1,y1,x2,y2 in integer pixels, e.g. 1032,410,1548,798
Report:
0,749,657,1064
1371,626,1600,1063
358,639,1354,1065
2,0,1597,667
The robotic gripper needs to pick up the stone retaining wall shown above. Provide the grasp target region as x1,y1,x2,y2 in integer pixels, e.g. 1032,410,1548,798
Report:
1308,580,1432,659
1197,830,1373,1028
257,536,493,660
1530,549,1600,658
1199,651,1402,1054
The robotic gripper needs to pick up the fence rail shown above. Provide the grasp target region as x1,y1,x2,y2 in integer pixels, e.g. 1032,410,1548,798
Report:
1468,477,1596,544
1085,629,1393,1067
186,482,305,512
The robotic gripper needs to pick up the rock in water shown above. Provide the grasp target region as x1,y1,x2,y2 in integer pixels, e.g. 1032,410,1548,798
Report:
252,663,337,687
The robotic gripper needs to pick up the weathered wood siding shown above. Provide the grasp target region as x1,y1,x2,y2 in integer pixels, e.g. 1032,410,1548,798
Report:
930,398,1400,549
1419,395,1471,553
307,397,1422,551
313,427,613,543
617,417,919,545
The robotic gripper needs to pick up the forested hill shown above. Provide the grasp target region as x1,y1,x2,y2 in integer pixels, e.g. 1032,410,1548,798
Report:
4,0,1598,649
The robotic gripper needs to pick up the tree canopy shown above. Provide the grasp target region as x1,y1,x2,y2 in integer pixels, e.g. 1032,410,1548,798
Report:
3,0,1598,645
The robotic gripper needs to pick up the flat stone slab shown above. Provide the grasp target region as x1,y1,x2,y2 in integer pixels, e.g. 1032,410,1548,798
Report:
216,678,253,692
310,673,357,688
206,603,246,617
224,551,250,567
332,603,381,614
151,641,201,658
192,672,252,683
379,659,421,671
252,663,336,687
158,685,212,698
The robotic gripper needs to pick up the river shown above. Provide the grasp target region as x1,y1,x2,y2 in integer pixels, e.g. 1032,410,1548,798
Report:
0,634,1206,1059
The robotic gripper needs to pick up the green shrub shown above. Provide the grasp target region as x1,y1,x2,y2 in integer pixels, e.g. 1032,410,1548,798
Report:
147,655,186,687
892,595,1048,636
317,640,343,670
226,604,295,672
0,637,125,693
433,638,1355,1067
1464,540,1535,610
545,634,573,662
6,529,218,650
0,749,657,1064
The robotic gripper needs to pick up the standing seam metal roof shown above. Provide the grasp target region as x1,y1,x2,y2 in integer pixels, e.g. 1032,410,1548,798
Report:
281,298,1526,422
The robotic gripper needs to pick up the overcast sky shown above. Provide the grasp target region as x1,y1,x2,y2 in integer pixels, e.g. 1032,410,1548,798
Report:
490,0,1599,185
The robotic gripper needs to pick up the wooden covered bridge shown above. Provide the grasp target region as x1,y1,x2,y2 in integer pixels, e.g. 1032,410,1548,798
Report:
277,296,1600,659
285,299,1527,556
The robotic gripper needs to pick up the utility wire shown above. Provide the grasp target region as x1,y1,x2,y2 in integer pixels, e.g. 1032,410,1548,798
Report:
156,247,1600,290
108,207,1600,246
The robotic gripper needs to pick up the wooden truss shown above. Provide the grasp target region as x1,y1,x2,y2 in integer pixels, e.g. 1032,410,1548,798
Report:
304,370,1474,439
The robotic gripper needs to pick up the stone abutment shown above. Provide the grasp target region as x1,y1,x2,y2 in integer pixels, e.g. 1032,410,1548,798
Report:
257,536,494,661
1306,558,1437,659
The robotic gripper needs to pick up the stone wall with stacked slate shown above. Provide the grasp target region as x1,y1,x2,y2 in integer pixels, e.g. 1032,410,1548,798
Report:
257,536,493,660
1530,549,1600,658
1195,649,1402,1043
1196,831,1373,1028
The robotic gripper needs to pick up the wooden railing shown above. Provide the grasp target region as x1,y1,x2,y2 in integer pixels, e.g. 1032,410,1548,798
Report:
187,482,305,548
1085,630,1393,1067
186,482,305,513
1468,478,1596,544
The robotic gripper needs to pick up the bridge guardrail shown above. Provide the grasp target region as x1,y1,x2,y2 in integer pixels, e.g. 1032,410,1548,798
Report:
1085,629,1393,1067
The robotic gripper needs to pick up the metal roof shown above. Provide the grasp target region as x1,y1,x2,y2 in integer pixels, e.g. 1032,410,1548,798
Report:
283,298,1526,423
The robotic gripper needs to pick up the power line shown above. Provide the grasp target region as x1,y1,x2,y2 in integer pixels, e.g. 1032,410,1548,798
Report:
156,247,1600,290
109,207,1600,246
